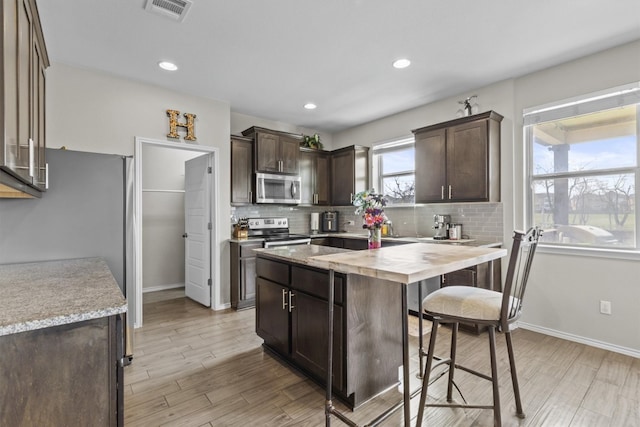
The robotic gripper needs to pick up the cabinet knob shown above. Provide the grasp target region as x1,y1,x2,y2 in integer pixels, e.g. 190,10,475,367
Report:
182,233,188,238
440,186,444,200
282,288,288,310
448,185,452,200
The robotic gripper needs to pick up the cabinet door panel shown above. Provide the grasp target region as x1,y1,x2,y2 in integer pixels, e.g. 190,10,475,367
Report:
442,268,475,287
241,257,257,300
342,238,368,250
415,129,446,203
256,278,289,355
315,153,331,205
447,120,488,201
256,257,289,284
291,266,343,304
291,291,344,393
299,150,314,204
256,132,279,172
331,150,354,205
279,135,300,173
14,0,33,183
231,137,253,204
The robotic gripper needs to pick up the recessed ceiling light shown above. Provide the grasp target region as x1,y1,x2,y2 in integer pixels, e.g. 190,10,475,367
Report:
304,103,317,110
392,58,411,69
158,61,178,71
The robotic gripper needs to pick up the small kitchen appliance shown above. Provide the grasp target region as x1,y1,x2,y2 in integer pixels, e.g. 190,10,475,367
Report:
310,212,320,234
321,211,339,232
448,223,462,240
255,172,301,204
433,214,451,240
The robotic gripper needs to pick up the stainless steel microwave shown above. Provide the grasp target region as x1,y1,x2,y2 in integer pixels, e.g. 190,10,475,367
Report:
255,172,301,204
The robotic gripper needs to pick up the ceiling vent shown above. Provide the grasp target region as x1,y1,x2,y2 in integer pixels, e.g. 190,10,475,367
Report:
144,0,192,22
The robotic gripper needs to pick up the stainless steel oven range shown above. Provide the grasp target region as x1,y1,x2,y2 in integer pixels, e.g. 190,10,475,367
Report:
247,217,311,248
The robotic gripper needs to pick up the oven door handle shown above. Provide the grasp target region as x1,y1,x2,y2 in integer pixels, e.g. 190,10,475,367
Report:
263,238,311,248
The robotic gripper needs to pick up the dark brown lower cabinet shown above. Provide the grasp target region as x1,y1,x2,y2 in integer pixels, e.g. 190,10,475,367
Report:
231,241,262,310
256,256,402,409
291,291,345,393
0,316,122,426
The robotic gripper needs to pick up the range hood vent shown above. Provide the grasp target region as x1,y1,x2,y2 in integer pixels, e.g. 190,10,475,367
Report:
144,0,192,22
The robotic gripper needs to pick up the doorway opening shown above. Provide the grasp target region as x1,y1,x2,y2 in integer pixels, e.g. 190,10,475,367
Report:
133,137,219,328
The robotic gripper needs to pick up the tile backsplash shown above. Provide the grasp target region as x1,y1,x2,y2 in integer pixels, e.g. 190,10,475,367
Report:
231,202,503,242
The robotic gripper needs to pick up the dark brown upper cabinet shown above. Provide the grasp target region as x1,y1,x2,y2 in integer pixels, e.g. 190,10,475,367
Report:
230,135,254,205
413,111,502,203
242,126,302,175
330,145,369,206
300,148,330,206
1,0,49,198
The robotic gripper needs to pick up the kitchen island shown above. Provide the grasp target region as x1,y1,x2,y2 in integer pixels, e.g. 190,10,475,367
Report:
0,257,127,426
254,244,405,409
255,242,507,426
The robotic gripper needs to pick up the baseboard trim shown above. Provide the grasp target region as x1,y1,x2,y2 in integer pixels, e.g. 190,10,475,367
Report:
143,283,185,293
517,321,640,358
214,302,231,311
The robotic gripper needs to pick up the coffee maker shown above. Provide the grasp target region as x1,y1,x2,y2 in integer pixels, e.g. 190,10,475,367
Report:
433,214,451,240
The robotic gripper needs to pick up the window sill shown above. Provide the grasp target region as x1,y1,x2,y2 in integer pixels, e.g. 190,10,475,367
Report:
538,244,640,261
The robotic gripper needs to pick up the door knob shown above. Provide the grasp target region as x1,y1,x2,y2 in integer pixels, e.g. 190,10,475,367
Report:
182,233,188,238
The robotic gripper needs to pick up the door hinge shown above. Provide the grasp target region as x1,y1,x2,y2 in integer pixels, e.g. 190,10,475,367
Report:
208,222,212,230
208,278,212,287
207,166,212,174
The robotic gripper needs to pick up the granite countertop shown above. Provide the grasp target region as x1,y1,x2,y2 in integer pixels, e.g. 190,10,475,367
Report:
311,232,502,248
254,244,350,264
0,258,127,336
257,243,506,284
231,233,501,248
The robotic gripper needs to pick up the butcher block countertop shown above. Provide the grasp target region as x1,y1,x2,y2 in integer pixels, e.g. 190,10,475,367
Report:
0,258,127,336
256,243,507,284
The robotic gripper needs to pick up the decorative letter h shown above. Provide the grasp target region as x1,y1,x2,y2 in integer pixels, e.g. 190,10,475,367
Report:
167,109,197,141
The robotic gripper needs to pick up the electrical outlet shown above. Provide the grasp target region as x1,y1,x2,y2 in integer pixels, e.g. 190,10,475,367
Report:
600,300,612,315
346,220,355,225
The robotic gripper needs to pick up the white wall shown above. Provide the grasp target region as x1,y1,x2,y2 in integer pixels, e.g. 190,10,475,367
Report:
46,63,232,309
333,40,640,355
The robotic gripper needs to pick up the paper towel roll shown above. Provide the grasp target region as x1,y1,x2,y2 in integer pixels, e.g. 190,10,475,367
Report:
310,212,320,233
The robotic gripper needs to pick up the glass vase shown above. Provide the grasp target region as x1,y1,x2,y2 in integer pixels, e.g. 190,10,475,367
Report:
368,228,382,249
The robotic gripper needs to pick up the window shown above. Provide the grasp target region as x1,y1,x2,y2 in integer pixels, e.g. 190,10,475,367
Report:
525,83,640,250
372,137,415,204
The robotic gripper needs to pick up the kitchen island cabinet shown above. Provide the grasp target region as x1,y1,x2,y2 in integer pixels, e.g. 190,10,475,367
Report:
413,111,502,203
0,258,127,426
258,243,507,426
255,245,403,409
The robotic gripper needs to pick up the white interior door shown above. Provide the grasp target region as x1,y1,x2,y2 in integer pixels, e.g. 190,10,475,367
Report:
184,154,212,306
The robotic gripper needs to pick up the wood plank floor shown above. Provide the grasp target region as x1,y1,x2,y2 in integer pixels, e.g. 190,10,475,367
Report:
124,290,640,426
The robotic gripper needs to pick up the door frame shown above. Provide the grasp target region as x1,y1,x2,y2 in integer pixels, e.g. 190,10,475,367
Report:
133,137,220,328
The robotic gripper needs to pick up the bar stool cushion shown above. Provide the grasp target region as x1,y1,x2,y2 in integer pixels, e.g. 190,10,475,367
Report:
423,286,518,321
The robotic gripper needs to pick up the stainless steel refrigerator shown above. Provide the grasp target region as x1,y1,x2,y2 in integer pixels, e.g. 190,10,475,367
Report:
0,148,135,360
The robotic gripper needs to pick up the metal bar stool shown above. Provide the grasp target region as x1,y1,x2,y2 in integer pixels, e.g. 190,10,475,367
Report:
416,227,543,427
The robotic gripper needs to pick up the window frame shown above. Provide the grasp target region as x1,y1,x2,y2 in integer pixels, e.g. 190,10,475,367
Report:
371,136,415,206
524,82,640,254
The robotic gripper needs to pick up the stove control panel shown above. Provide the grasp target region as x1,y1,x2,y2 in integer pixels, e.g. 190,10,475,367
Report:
247,217,288,230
